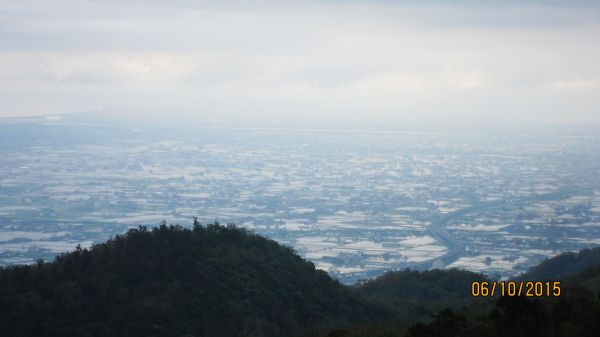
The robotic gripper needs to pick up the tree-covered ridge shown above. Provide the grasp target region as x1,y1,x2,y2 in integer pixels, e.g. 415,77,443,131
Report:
517,246,600,281
2,222,600,337
402,265,600,337
312,261,600,337
355,268,488,322
0,223,380,337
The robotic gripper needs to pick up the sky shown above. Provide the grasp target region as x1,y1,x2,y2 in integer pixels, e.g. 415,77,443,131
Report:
1,0,599,127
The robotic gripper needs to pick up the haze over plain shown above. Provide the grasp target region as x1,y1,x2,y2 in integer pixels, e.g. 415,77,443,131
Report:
1,0,599,128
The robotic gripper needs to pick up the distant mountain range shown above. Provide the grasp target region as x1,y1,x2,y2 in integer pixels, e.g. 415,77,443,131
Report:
1,222,599,337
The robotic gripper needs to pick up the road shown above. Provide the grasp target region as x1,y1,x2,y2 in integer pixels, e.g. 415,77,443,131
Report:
422,188,589,270
424,201,504,268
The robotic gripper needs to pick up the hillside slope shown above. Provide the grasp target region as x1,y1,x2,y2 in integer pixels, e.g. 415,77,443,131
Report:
517,246,600,281
3,223,600,337
309,246,600,337
0,223,381,337
402,263,600,337
355,268,488,322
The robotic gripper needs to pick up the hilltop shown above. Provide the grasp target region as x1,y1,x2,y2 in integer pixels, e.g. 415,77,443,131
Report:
1,223,600,337
0,223,381,337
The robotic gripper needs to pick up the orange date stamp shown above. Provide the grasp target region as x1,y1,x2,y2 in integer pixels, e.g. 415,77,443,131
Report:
471,281,561,297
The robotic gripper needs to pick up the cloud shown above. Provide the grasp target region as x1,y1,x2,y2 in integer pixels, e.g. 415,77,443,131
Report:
0,0,599,126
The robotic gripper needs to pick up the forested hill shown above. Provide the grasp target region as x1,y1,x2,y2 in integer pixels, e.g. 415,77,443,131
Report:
517,246,600,281
2,223,600,337
397,259,600,337
315,252,600,337
0,223,382,337
354,268,488,323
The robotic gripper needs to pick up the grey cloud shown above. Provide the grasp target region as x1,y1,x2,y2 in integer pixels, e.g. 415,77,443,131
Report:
0,0,599,126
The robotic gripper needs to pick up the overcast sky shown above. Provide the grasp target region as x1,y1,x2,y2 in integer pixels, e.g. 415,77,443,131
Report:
1,0,599,127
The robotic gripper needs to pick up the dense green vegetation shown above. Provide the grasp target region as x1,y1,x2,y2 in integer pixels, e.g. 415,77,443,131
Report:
401,276,600,337
1,222,599,337
303,269,490,337
0,223,381,337
517,246,600,281
355,268,488,322
315,250,600,337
